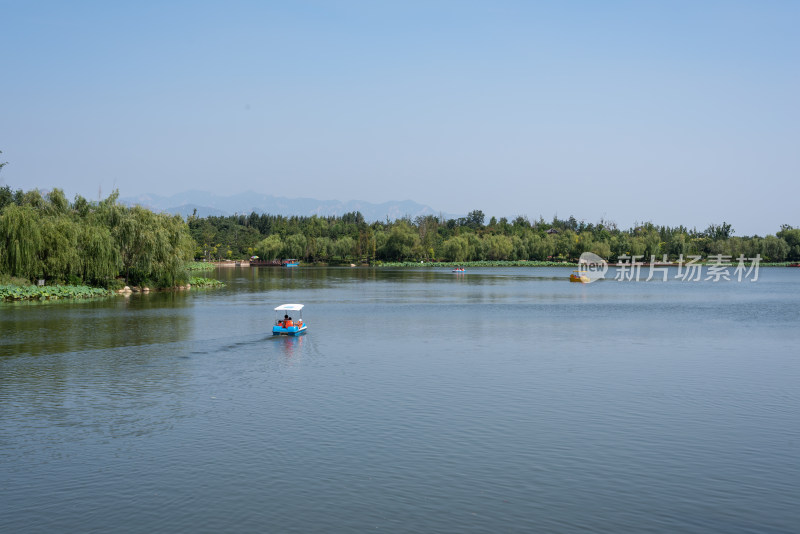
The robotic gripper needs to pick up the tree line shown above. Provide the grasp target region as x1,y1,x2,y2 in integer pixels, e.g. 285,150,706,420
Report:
2,185,798,290
0,187,194,287
189,209,800,264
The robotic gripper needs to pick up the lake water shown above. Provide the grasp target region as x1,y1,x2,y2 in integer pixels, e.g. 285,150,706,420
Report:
2,266,799,533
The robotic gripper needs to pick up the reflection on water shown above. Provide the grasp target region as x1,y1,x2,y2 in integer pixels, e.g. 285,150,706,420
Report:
0,292,197,465
0,292,193,357
275,333,305,361
1,266,799,534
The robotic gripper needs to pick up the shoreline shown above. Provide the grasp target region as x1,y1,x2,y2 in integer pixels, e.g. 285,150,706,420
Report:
207,259,794,268
2,277,223,302
6,260,790,301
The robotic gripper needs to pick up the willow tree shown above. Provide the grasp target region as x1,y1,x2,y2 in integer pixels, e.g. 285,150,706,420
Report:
441,236,469,262
762,235,789,262
309,236,333,262
510,236,526,260
380,222,419,261
111,205,149,283
0,205,43,280
777,226,800,261
526,234,554,261
45,188,70,216
283,233,307,259
77,223,120,285
149,213,195,287
332,236,355,260
38,215,81,282
484,234,513,260
256,234,283,260
112,205,193,286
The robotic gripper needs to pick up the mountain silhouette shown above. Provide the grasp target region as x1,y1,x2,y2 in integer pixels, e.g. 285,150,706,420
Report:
120,190,445,221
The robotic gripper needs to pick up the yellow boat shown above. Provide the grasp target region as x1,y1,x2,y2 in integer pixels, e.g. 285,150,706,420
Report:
569,270,590,283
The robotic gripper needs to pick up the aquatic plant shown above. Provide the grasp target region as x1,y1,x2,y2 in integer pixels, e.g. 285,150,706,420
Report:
188,277,225,288
0,284,113,301
185,261,215,271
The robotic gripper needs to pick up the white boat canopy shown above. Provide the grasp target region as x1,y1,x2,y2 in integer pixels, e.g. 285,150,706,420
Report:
274,303,304,311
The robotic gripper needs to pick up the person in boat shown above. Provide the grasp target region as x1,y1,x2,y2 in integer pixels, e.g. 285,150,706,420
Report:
279,314,289,327
285,316,293,327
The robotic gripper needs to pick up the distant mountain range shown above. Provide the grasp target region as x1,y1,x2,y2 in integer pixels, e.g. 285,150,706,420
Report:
120,190,445,222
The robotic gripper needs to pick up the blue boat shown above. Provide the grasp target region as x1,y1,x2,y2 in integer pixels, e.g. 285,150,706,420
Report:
272,303,307,336
283,259,299,268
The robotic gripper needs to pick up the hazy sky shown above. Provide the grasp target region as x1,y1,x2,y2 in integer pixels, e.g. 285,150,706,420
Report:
2,1,798,235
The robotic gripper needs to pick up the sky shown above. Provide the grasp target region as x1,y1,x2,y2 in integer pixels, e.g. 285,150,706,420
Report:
1,0,798,235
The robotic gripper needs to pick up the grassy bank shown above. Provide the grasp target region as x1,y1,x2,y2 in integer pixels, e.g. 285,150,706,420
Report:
0,261,225,301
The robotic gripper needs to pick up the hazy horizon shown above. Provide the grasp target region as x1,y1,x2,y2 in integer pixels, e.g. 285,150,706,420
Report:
2,1,798,236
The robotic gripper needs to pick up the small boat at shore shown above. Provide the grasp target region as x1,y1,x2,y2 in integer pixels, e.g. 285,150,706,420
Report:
272,304,307,336
249,258,300,267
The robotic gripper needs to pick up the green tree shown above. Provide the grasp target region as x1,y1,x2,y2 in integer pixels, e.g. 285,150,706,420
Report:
0,185,15,210
256,234,283,260
642,231,662,260
554,230,574,259
510,236,527,260
527,234,555,260
666,233,687,259
589,240,611,259
39,215,80,282
0,205,43,280
762,235,789,262
704,222,734,240
46,188,70,215
381,222,419,261
463,210,485,230
110,206,193,286
283,233,308,259
333,236,355,260
310,236,333,261
151,213,195,286
441,236,469,262
466,233,484,260
77,223,119,285
777,226,800,261
484,234,513,260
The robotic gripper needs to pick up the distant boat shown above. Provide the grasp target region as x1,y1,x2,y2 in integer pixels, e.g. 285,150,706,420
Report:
250,259,283,266
452,267,466,273
569,270,590,283
249,258,300,267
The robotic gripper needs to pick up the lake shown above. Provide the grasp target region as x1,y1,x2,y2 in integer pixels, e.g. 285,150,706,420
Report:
2,266,799,533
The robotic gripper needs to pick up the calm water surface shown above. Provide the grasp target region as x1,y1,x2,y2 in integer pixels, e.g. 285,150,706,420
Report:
1,267,799,533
